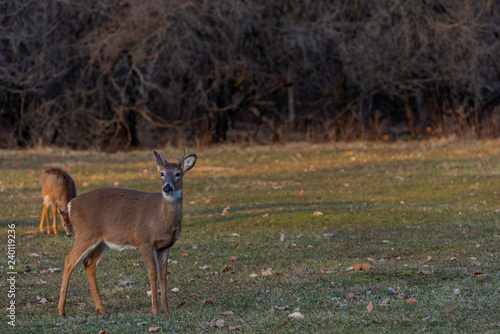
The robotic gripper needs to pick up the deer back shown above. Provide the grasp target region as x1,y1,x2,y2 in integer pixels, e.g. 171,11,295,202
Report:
41,168,76,205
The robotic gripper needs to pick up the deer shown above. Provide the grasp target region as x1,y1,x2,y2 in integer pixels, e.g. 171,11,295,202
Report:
58,150,197,316
39,167,76,236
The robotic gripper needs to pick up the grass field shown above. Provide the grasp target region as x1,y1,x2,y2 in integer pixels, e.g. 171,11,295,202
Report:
1,140,499,333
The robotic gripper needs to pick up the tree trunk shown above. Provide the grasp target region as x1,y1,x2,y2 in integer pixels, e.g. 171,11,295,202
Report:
403,91,417,139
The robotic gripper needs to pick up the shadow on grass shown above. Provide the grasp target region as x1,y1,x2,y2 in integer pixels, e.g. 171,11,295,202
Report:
184,201,374,227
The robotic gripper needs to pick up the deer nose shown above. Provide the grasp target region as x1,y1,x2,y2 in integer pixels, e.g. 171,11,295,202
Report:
163,184,173,194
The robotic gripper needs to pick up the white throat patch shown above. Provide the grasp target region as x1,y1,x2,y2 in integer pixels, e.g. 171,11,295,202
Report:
163,189,182,202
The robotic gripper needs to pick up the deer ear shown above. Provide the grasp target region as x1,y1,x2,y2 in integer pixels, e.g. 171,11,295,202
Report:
153,151,168,170
181,154,197,174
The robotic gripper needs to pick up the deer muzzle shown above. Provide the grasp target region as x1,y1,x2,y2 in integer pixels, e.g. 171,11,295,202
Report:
162,184,174,194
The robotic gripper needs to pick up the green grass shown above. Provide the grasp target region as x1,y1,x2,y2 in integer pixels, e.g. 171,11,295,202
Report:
1,140,499,333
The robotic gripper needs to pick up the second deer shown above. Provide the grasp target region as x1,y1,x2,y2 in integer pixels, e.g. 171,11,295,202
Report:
40,167,76,236
58,150,197,316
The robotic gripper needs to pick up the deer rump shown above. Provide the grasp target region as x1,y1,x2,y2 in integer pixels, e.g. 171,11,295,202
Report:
69,187,182,250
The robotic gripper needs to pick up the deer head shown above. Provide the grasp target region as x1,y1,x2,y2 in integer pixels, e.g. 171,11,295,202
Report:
153,150,197,202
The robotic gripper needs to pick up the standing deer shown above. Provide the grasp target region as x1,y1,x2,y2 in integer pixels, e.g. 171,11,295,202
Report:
39,167,76,236
58,151,197,316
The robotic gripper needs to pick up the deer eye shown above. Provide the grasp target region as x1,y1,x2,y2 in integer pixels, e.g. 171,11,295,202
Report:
175,172,181,177
160,171,165,177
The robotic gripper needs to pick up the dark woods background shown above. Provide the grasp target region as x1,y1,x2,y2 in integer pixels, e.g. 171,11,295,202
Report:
1,0,499,149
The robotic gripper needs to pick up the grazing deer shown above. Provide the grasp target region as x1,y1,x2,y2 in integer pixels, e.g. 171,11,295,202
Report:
58,150,197,316
39,167,76,236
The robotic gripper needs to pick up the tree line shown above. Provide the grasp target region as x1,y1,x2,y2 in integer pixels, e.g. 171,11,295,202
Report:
1,0,499,149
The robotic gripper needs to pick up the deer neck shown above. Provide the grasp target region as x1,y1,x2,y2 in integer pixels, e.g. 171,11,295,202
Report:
160,193,183,230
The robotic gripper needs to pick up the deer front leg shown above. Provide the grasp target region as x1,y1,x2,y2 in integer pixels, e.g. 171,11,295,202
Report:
50,198,58,234
156,248,170,315
140,245,160,315
39,201,49,233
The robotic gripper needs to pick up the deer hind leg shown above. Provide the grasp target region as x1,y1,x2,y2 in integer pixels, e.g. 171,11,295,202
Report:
50,197,59,234
58,239,100,316
39,196,50,233
156,248,170,315
82,241,109,315
140,245,160,315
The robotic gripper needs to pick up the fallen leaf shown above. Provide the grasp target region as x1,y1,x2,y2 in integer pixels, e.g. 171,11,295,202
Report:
205,197,211,204
276,306,288,311
249,272,258,278
427,256,432,261
314,211,323,216
261,268,273,276
205,300,216,305
117,279,134,286
199,265,209,270
353,264,374,271
221,311,234,315
269,308,275,313
177,301,186,308
148,326,163,332
347,293,359,299
379,298,390,307
222,206,230,216
473,272,483,277
406,298,417,305
272,185,283,190
229,325,240,331
280,234,286,242
98,331,107,334
366,301,373,313
223,265,232,272
229,256,239,261
288,312,305,319
387,287,397,295
444,307,453,313
262,213,269,218
361,264,374,271
182,252,189,257
82,182,89,187
417,269,432,275
78,315,89,324
214,319,225,328
323,233,334,237
288,266,294,274
39,298,48,304
320,300,329,305
171,287,179,292
299,190,306,196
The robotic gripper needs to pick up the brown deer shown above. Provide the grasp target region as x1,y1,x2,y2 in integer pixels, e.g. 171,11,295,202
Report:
58,151,197,316
39,167,76,236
